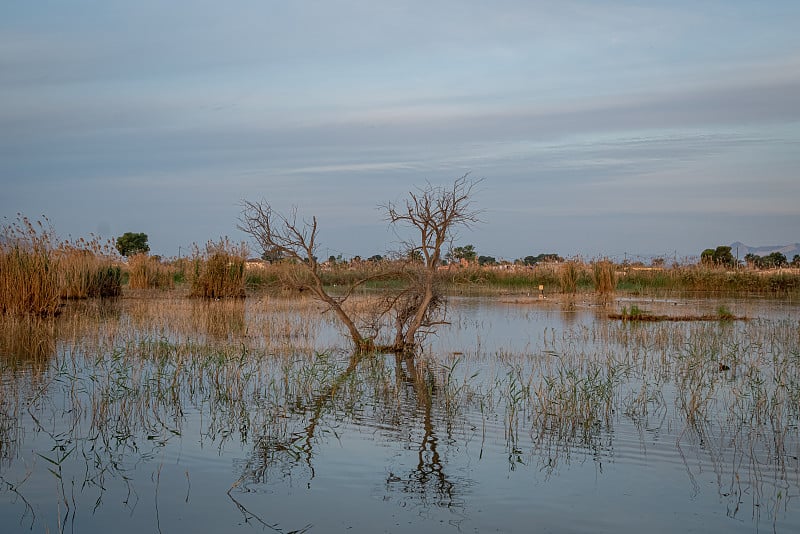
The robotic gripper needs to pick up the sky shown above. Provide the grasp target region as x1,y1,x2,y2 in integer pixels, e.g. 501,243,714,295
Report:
2,1,799,263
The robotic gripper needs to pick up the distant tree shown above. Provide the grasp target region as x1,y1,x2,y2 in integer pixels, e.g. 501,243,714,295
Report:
701,249,716,265
451,244,476,262
368,254,383,262
747,252,788,269
261,247,284,262
523,253,563,266
115,232,149,257
792,255,800,267
701,246,736,267
477,255,496,266
764,252,787,268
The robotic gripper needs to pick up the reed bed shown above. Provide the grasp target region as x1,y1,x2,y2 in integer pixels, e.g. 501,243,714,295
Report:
57,239,121,298
0,216,61,316
127,253,175,289
259,260,800,296
189,239,248,299
1,216,121,316
618,265,800,295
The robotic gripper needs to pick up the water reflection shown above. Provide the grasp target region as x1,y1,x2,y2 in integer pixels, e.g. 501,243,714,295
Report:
0,317,56,372
0,296,798,532
191,299,246,341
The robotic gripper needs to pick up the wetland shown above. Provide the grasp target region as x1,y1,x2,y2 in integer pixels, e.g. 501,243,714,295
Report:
1,292,798,533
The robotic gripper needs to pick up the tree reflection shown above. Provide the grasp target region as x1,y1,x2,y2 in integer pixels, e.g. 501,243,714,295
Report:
232,351,464,512
387,355,458,507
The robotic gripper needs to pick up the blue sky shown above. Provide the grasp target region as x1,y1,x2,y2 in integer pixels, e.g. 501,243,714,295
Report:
2,1,799,262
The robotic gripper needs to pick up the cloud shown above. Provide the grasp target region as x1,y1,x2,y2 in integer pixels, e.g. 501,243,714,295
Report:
2,1,799,258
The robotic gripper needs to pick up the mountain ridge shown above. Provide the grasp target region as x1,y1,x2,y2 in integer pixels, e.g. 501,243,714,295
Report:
730,242,800,259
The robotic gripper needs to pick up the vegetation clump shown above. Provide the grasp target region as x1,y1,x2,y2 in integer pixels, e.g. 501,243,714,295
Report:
592,259,617,296
127,253,175,289
57,236,122,298
559,260,580,294
189,238,248,299
0,215,61,316
609,303,746,322
1,216,121,315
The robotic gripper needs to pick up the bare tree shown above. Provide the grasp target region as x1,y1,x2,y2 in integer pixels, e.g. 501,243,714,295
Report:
238,175,481,354
237,202,373,351
383,174,482,350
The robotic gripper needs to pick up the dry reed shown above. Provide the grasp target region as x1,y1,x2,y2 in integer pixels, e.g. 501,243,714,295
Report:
57,237,121,298
591,259,617,295
1,216,123,315
189,238,248,298
558,261,580,293
127,253,175,289
0,215,61,316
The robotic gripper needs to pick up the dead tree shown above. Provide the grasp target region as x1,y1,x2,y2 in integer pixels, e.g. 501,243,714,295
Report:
383,175,481,351
237,202,376,351
238,175,481,354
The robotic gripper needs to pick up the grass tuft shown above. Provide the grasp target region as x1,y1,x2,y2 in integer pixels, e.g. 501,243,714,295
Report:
189,238,248,298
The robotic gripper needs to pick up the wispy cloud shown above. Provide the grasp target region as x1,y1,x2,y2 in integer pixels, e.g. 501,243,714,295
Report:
2,1,799,257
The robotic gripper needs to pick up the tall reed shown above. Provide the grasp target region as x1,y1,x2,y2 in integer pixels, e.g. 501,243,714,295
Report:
189,238,248,298
591,259,617,296
58,237,121,298
127,253,174,289
0,215,61,316
558,261,580,293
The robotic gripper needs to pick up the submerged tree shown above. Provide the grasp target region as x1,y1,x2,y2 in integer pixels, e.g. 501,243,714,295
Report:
238,175,481,354
383,176,482,350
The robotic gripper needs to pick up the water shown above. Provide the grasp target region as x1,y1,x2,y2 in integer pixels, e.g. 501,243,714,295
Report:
1,294,798,533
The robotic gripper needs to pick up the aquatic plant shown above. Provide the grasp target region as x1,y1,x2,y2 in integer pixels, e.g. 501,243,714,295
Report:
189,238,248,299
127,253,175,289
0,215,61,316
591,259,617,296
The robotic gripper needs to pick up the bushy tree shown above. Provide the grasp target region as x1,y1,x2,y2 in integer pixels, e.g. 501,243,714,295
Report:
745,251,789,269
523,253,563,266
451,244,476,262
115,232,149,257
701,246,736,267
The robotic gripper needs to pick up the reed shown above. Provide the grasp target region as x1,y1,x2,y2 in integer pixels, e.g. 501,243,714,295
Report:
1,216,123,315
127,253,175,289
618,265,800,295
441,264,565,291
58,238,121,298
558,261,580,294
0,215,62,316
591,259,617,296
189,238,248,298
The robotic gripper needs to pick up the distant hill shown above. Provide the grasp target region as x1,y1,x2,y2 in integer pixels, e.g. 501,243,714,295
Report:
730,242,800,259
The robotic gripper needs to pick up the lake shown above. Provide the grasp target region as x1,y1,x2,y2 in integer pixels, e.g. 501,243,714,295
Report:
1,293,798,533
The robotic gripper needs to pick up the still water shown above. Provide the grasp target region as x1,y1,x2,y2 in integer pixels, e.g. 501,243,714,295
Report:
1,294,798,533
